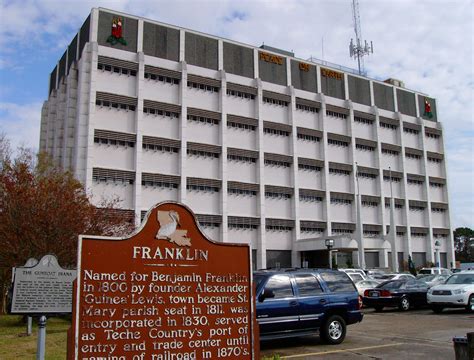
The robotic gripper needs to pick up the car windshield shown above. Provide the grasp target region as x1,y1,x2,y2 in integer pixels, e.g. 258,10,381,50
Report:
445,274,474,285
418,275,436,282
418,269,432,274
253,274,267,289
377,281,405,289
349,273,364,282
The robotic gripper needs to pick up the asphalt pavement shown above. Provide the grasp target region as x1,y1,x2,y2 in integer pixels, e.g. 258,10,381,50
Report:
260,308,474,359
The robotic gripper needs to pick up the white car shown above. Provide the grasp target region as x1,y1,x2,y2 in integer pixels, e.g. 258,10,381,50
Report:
427,270,474,313
355,279,381,296
378,273,416,281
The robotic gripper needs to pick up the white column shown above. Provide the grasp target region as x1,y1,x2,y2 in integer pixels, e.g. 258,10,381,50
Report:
289,86,300,267
179,61,188,204
220,70,228,243
319,95,331,238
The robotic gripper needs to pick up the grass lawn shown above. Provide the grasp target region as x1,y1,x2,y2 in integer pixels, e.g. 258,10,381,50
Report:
0,315,70,360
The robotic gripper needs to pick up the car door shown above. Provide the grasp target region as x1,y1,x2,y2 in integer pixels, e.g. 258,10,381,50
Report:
294,273,326,330
256,274,300,335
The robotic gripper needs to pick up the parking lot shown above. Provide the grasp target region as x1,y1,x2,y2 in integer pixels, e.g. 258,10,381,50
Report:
260,308,474,359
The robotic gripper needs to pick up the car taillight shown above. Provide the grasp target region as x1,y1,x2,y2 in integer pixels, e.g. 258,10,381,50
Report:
358,295,363,309
364,290,370,297
380,290,391,297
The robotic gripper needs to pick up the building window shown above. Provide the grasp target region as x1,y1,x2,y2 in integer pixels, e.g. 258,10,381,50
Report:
263,97,288,107
383,175,401,182
357,172,377,179
142,180,178,189
187,114,219,125
301,227,324,233
329,168,351,176
264,159,291,168
228,188,257,196
96,99,136,112
332,228,353,234
409,205,426,211
403,127,419,135
187,81,219,93
296,104,319,113
406,153,421,159
142,143,179,153
356,143,375,151
226,89,255,100
426,132,440,139
98,63,137,76
227,121,256,131
186,184,219,193
328,138,349,147
362,201,378,207
381,148,399,156
396,231,406,236
92,175,134,185
143,107,179,118
363,230,380,236
299,194,323,202
411,232,426,238
187,149,219,158
266,225,293,231
330,198,352,205
227,154,256,163
297,133,320,142
385,202,403,209
380,122,397,130
298,164,321,172
326,110,347,119
407,178,424,185
264,128,290,136
265,192,291,200
429,182,444,188
354,116,373,125
229,223,258,230
94,137,135,148
199,222,220,228
144,72,179,85
428,157,442,163
432,207,446,213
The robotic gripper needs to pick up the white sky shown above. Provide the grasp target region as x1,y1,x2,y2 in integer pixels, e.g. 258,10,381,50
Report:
0,0,472,228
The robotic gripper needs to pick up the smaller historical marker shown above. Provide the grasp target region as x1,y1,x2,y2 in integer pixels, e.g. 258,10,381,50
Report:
68,201,259,360
11,254,77,314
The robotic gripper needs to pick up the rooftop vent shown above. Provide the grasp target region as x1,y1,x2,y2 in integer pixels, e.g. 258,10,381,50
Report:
384,78,405,88
259,44,294,57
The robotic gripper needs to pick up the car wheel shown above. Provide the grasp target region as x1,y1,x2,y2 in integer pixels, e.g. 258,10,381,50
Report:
432,305,444,313
374,305,384,312
466,295,474,312
320,315,346,345
399,296,410,311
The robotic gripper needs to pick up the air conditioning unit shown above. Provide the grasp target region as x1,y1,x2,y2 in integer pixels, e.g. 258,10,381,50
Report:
384,78,405,88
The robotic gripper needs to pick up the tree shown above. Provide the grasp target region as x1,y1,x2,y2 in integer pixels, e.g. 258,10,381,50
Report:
0,137,135,313
454,227,474,263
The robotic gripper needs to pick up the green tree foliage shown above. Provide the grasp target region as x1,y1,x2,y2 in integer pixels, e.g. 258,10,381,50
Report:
0,135,135,313
454,227,474,262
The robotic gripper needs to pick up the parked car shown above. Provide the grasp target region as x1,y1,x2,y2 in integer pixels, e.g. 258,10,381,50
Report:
418,267,452,276
339,268,367,280
355,279,381,297
427,270,474,313
417,274,449,288
377,273,416,281
254,269,363,344
363,279,429,311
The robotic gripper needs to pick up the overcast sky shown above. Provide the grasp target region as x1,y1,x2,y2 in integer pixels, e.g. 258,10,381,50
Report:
0,0,472,228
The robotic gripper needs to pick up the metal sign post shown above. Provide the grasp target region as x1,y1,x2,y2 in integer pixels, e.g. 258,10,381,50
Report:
36,316,47,360
27,316,33,336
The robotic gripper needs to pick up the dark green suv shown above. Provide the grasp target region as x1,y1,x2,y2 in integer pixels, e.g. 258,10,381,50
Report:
254,269,363,344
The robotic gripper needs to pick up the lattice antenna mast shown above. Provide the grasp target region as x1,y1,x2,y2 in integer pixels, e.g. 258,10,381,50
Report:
349,0,373,75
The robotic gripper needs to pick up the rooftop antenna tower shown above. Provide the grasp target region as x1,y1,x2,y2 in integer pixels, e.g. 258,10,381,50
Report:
349,0,373,75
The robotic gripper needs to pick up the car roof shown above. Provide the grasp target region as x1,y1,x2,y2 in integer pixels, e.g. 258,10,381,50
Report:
253,268,340,275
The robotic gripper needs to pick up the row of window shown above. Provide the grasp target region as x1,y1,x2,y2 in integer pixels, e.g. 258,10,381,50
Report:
296,104,319,113
326,110,347,119
187,149,219,158
385,203,404,209
362,201,378,207
264,159,291,168
227,154,256,163
226,89,255,100
98,63,137,76
298,164,322,172
381,148,399,156
409,205,426,211
266,225,293,231
356,143,375,151
186,184,219,192
406,153,422,159
143,107,179,118
297,133,320,142
299,195,323,202
142,143,179,153
227,121,256,131
229,223,258,230
358,172,378,179
263,97,289,107
96,99,136,111
354,116,373,125
92,176,134,185
426,133,440,139
188,114,219,125
404,127,420,135
265,192,292,200
144,72,179,84
363,230,380,236
301,227,324,233
407,179,424,185
94,137,135,148
330,198,352,205
380,122,398,130
328,138,349,147
329,168,351,176
187,81,219,92
228,188,257,196
142,180,178,189
428,157,442,163
264,128,290,136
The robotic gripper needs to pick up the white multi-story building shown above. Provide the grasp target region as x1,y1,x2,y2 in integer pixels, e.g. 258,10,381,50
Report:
40,8,454,271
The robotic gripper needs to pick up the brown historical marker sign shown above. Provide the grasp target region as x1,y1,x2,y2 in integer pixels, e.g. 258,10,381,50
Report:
68,202,258,359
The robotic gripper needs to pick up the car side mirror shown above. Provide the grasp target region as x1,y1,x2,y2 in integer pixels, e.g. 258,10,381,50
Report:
258,289,275,302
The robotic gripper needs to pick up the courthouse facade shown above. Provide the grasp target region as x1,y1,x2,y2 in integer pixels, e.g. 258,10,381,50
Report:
40,8,454,270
